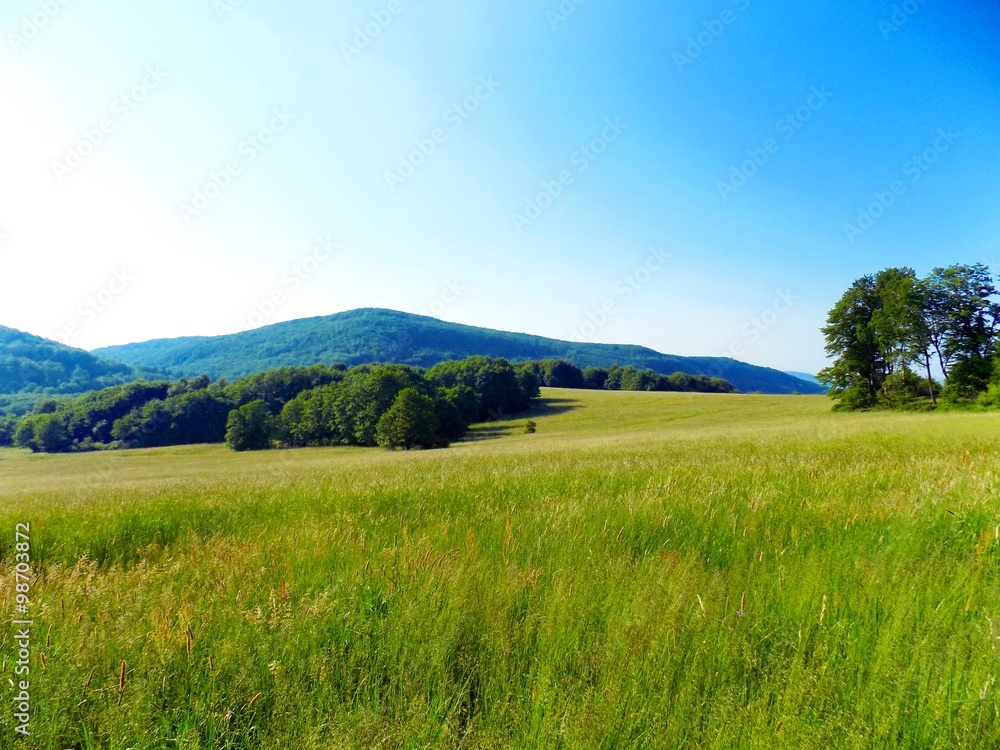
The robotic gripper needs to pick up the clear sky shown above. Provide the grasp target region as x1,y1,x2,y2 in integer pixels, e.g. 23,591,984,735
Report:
1,0,997,374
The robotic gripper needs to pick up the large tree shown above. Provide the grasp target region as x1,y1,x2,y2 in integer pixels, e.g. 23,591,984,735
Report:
872,267,936,404
225,400,275,452
924,264,999,398
819,275,884,409
375,388,440,450
822,264,1000,410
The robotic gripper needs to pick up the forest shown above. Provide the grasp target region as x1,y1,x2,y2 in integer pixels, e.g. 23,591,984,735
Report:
0,357,735,453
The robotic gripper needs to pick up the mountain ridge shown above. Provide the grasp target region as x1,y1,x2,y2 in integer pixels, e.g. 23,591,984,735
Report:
0,324,150,395
92,308,824,395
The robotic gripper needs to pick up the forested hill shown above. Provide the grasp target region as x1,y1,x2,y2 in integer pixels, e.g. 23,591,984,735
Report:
0,325,151,396
93,309,823,395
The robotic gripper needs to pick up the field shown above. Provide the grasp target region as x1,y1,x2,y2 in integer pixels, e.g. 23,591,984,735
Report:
2,389,1000,749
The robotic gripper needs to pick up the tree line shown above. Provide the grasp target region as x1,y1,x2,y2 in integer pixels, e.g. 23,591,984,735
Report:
0,357,736,454
520,359,736,394
820,263,1000,410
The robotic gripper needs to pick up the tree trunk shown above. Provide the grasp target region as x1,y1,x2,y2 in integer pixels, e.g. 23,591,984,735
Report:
923,353,937,406
932,341,949,382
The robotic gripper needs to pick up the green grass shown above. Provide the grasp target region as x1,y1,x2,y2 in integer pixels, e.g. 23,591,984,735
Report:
2,389,1000,749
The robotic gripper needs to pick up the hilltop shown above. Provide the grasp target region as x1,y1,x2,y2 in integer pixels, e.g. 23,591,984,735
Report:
93,308,823,394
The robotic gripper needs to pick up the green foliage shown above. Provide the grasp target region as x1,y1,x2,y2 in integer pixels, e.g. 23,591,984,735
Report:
603,365,736,394
34,412,72,452
334,365,429,446
226,365,343,411
225,400,275,452
112,390,233,448
277,361,539,450
374,388,441,450
582,366,608,389
514,364,541,400
527,359,587,389
878,368,936,411
279,386,341,447
12,418,37,450
523,419,537,434
91,308,823,394
34,398,59,414
63,382,174,445
820,274,883,408
924,264,998,387
427,357,533,420
822,264,1000,410
0,324,157,396
0,415,16,446
435,385,478,441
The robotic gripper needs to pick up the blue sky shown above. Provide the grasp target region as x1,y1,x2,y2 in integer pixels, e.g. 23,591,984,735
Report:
1,0,997,373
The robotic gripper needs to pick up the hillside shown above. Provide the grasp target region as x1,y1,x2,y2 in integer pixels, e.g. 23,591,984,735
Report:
0,325,153,399
93,308,824,395
786,370,824,387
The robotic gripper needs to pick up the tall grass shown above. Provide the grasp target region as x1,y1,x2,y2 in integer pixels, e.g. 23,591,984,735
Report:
1,390,999,748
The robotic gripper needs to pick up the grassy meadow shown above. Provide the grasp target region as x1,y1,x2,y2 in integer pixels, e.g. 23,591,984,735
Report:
2,389,1000,748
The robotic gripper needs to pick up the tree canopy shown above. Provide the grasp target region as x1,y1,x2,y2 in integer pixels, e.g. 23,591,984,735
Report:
820,264,999,410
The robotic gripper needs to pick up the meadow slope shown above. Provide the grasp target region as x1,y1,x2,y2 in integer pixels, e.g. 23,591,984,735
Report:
1,390,999,748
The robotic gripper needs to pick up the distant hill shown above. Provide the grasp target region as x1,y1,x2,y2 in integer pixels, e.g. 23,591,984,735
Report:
785,371,824,387
93,309,825,395
0,326,165,413
0,325,149,395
